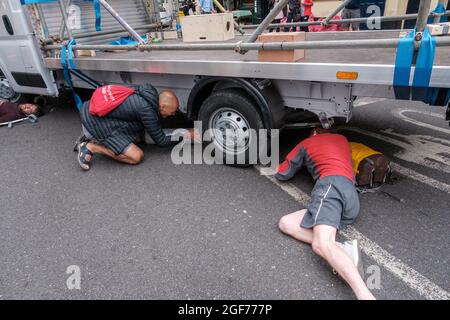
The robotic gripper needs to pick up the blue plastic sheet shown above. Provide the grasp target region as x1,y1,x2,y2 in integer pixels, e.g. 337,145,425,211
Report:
109,34,148,46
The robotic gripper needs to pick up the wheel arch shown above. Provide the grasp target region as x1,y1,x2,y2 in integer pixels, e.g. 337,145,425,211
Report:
187,77,285,129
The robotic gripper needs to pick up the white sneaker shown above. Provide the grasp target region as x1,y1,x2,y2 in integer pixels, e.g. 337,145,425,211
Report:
343,239,365,278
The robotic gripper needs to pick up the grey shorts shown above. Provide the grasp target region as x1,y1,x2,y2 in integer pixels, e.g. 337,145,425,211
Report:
81,125,133,154
301,175,360,230
82,124,94,140
341,8,361,30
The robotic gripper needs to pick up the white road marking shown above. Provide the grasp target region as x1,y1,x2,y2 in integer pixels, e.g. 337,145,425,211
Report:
394,108,450,135
353,98,387,108
340,227,450,301
390,162,450,194
340,126,450,174
256,166,450,300
261,172,311,204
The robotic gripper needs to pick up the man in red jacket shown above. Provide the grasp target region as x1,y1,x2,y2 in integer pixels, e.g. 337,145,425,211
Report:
276,128,375,300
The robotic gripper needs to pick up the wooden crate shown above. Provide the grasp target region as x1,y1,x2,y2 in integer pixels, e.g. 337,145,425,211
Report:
257,32,305,62
181,13,235,42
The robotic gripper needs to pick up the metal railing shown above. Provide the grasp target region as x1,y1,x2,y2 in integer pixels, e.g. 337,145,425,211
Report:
43,35,450,52
34,0,160,44
40,0,450,55
240,11,450,30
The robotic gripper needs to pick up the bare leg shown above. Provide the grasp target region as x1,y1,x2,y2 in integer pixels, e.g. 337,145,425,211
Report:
278,209,314,244
312,225,375,300
87,142,144,165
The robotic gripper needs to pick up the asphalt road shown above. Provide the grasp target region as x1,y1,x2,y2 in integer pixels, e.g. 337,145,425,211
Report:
0,98,448,300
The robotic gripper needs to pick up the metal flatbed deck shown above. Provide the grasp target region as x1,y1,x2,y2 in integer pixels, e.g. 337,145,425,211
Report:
44,31,450,87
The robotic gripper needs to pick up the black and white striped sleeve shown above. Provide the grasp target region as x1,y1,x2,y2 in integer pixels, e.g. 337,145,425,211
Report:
138,106,174,147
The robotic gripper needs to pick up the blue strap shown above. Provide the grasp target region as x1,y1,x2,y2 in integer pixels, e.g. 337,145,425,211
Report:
61,40,83,110
412,29,436,101
393,29,438,103
393,30,415,100
428,2,447,24
20,0,56,4
67,38,77,69
93,0,101,31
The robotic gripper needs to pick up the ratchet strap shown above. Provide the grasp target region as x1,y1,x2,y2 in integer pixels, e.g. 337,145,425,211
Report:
393,30,415,100
92,0,102,31
61,39,83,110
393,29,439,104
21,1,103,108
412,28,436,102
61,39,102,109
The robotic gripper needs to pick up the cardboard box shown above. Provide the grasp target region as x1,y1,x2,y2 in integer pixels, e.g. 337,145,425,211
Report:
427,22,450,36
257,32,305,62
181,13,234,42
163,30,178,40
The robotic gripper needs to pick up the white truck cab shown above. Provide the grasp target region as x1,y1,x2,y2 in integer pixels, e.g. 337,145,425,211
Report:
0,0,57,99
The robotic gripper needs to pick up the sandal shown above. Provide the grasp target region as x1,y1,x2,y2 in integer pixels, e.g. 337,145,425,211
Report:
73,133,90,152
77,142,93,171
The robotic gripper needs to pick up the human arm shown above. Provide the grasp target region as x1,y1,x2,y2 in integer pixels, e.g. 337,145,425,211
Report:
139,106,177,147
0,102,20,123
275,142,306,181
183,128,202,142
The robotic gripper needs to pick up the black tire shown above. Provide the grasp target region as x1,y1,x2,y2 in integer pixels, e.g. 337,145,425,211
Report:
0,77,27,103
198,89,266,167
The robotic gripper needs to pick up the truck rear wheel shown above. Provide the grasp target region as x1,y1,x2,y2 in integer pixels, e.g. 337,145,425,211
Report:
198,89,266,167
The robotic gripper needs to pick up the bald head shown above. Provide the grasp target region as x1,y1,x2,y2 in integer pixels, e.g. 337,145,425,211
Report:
158,90,180,117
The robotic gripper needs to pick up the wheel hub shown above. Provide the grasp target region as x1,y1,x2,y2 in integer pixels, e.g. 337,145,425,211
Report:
210,108,251,154
0,78,18,101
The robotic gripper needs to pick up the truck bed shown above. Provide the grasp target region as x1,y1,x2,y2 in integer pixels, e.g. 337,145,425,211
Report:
44,30,450,87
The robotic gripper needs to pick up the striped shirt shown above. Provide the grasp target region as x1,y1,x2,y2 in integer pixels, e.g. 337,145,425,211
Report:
80,84,174,155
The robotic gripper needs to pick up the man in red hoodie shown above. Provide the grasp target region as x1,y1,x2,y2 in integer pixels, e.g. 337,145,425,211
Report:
276,128,375,300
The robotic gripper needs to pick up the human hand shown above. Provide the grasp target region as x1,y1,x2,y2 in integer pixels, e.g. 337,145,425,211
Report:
183,128,202,143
